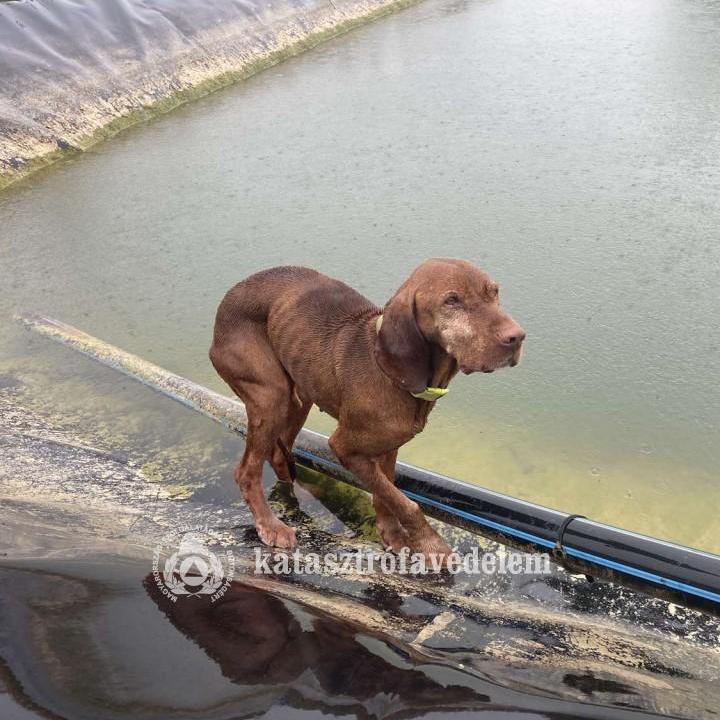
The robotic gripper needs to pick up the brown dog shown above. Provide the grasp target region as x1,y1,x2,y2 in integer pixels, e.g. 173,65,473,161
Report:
210,258,524,557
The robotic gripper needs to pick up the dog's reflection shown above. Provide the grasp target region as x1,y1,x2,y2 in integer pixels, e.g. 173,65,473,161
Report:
144,575,485,715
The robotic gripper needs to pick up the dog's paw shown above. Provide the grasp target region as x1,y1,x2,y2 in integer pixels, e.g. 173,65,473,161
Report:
408,527,452,566
377,516,410,554
256,517,297,549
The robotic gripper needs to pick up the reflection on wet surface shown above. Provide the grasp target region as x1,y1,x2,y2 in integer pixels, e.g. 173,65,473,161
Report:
146,579,487,717
1,0,719,550
2,552,719,720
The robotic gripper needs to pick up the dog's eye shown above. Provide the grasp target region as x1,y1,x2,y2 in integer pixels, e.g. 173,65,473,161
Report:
444,293,461,306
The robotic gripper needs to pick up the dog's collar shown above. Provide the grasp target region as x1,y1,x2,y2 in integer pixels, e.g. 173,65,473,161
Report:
375,314,449,402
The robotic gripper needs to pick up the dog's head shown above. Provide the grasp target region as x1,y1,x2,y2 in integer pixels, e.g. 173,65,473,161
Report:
375,258,525,393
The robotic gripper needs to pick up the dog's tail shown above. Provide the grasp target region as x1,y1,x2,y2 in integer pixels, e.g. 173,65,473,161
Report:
276,439,297,481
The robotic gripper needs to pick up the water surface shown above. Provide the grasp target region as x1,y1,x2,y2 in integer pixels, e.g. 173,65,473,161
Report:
1,0,719,550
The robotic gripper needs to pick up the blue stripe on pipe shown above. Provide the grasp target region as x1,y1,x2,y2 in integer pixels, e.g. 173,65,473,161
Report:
293,448,720,605
402,489,720,605
401,489,557,549
561,546,720,604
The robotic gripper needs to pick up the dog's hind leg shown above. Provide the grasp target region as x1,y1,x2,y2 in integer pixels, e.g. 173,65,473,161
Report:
270,395,312,483
210,321,298,549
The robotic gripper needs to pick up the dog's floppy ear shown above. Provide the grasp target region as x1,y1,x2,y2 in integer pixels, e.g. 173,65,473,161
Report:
374,282,432,394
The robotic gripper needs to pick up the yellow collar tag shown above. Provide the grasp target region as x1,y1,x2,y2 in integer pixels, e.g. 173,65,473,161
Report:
375,314,448,402
411,386,449,401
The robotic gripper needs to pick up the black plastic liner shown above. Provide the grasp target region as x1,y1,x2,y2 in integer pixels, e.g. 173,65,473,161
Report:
0,0,413,189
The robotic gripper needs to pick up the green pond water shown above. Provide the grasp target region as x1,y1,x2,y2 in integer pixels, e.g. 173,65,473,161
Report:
1,0,719,553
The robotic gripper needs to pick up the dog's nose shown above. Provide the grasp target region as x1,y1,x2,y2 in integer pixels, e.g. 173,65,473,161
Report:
497,325,526,348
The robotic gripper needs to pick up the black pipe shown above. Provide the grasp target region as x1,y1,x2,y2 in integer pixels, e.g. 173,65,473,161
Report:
293,436,720,613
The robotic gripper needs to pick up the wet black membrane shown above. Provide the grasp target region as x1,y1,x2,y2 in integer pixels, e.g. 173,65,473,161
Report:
1,336,719,719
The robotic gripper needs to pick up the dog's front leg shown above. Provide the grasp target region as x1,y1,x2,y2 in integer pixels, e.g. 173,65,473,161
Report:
373,451,409,552
329,428,451,562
